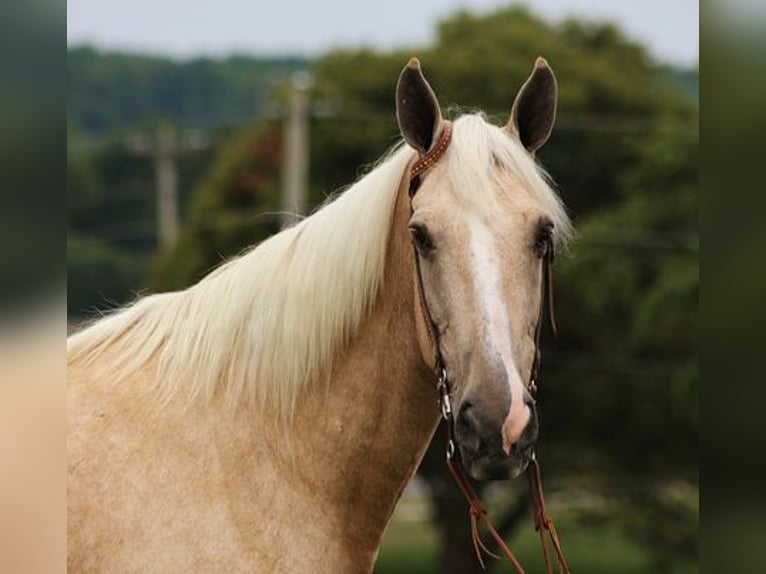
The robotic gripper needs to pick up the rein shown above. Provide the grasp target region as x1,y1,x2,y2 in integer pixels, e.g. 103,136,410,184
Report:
408,122,571,573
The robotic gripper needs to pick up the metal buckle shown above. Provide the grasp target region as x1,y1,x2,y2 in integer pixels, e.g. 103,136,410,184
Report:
446,439,456,460
436,367,452,420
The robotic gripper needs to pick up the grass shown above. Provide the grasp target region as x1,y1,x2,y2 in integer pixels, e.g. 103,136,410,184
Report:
375,510,680,574
375,520,439,574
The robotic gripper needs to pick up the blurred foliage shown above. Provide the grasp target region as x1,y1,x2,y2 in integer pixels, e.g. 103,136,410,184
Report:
67,5,698,572
151,123,283,290
67,46,309,135
66,49,309,314
704,22,766,570
544,121,698,572
67,120,222,315
67,233,146,315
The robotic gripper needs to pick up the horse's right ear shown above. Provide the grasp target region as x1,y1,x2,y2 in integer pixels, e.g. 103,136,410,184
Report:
396,58,443,155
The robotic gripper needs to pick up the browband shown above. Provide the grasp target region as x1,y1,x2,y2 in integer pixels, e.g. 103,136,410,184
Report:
409,122,453,192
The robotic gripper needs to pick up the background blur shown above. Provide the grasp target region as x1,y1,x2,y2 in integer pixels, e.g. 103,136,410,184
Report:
63,1,699,573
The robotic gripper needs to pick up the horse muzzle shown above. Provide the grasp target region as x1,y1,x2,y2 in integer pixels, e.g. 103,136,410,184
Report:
455,397,539,480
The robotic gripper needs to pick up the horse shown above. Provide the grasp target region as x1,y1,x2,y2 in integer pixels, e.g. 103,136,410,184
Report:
67,57,572,573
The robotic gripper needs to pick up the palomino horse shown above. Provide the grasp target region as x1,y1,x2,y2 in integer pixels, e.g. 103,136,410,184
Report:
68,57,572,572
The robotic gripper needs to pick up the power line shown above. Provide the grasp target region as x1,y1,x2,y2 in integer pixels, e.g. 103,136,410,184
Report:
66,111,698,159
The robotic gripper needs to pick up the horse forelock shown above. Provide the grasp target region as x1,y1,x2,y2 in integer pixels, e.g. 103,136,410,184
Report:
446,113,572,248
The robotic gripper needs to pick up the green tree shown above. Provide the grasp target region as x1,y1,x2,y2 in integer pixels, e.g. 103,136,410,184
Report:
67,125,148,316
67,233,147,316
549,123,698,572
151,123,283,290
68,46,310,135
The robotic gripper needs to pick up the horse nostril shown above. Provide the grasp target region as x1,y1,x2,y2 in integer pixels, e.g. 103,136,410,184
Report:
501,395,540,456
456,400,485,454
457,400,476,430
511,404,539,455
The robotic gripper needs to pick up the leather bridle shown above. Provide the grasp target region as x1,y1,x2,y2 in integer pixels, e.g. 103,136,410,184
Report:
408,121,570,573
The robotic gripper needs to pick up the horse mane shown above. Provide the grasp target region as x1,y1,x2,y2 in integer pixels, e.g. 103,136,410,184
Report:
67,113,571,418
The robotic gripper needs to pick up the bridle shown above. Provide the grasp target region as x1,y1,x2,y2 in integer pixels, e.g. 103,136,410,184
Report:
408,121,571,574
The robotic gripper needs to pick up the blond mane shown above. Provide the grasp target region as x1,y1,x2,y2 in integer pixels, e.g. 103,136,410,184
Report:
67,114,570,418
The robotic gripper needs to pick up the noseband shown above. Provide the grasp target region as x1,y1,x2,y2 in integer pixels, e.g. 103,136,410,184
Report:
408,122,570,574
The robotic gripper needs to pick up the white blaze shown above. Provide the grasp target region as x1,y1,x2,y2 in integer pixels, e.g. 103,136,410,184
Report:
469,220,531,454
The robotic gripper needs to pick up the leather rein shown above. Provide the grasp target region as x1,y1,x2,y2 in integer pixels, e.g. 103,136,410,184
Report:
408,122,571,573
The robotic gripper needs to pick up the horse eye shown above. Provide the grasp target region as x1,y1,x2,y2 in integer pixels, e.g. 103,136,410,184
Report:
409,224,434,254
534,222,553,258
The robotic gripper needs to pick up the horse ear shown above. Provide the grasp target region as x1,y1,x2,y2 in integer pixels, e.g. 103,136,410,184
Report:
396,58,443,154
507,57,558,153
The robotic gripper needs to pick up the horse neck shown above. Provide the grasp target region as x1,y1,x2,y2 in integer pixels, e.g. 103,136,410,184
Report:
285,176,440,562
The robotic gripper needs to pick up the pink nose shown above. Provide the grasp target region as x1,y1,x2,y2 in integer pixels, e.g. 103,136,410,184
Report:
501,401,532,455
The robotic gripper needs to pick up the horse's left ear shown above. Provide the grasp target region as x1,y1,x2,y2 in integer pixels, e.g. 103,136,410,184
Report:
396,57,444,155
507,57,558,153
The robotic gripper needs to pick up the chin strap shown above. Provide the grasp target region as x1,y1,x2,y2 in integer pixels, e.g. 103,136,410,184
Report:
409,121,570,573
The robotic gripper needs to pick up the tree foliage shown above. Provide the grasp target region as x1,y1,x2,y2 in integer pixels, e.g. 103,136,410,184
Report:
68,46,309,135
67,233,146,316
151,123,283,291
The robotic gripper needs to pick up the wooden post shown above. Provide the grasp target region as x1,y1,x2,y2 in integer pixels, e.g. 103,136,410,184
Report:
281,72,311,228
155,124,179,247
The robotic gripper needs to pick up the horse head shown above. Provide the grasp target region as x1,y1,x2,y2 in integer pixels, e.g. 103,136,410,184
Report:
397,58,567,480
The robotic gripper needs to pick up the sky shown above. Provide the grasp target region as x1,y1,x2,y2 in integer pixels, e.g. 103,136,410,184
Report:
67,0,699,66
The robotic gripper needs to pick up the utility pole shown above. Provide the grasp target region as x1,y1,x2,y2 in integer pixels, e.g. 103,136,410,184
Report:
155,124,179,247
280,72,312,228
126,125,208,249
